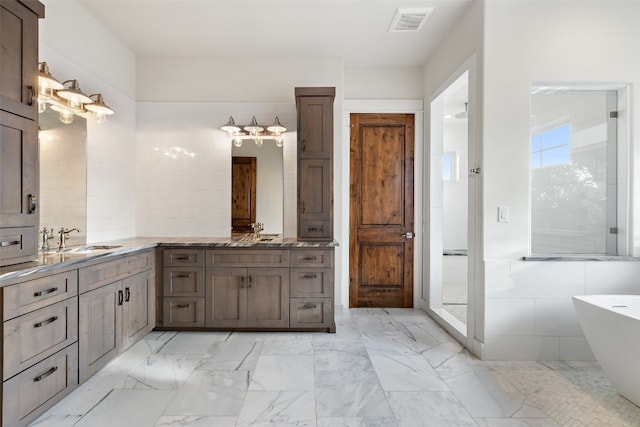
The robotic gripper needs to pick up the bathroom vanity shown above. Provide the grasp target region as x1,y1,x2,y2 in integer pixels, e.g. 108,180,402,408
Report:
0,237,335,425
159,242,335,332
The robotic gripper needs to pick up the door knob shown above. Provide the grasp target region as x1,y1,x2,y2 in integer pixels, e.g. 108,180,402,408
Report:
401,232,414,239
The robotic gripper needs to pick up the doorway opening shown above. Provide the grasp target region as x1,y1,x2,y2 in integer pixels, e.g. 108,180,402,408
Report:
429,70,471,336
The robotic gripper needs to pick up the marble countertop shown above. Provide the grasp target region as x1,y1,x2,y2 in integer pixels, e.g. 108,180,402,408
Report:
0,236,338,285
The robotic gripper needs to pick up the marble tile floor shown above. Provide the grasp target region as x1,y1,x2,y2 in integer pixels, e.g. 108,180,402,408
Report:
32,308,640,427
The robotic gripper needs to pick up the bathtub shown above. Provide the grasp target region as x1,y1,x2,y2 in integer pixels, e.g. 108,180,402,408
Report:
573,295,640,407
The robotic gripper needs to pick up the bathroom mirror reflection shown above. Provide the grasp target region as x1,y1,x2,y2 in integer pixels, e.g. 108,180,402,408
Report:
231,140,283,236
38,108,87,249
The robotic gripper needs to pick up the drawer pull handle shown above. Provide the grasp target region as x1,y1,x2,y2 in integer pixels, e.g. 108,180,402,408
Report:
307,227,322,232
176,304,191,308
118,290,124,305
1,240,21,247
34,316,58,328
303,274,317,279
303,256,318,261
125,287,131,302
33,366,58,382
34,287,59,297
175,256,192,261
301,303,317,310
176,273,191,278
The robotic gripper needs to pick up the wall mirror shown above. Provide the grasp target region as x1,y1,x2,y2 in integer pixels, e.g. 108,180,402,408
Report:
38,108,87,248
231,140,283,235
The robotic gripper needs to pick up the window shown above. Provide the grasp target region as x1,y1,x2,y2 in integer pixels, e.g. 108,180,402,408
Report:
530,89,618,255
531,124,570,169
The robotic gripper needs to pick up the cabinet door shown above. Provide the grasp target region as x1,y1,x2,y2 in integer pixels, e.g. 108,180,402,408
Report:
78,282,122,383
121,270,151,351
0,0,41,120
0,110,38,229
247,267,289,328
298,158,331,239
206,268,248,327
297,95,333,158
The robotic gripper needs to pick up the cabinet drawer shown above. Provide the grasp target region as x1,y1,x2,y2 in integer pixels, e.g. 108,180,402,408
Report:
79,250,153,293
3,298,78,379
163,297,205,327
3,270,78,320
290,249,333,267
298,221,331,240
163,248,205,267
0,227,37,267
163,267,205,297
290,268,332,297
207,249,289,268
2,343,78,427
289,298,332,328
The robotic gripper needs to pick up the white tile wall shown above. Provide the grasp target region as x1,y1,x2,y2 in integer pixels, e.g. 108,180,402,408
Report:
484,259,640,360
135,103,296,237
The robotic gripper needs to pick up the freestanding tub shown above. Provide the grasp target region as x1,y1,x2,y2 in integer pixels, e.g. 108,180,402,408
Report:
573,295,640,407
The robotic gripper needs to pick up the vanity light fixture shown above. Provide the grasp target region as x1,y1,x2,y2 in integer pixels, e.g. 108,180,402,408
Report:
221,115,287,147
56,79,93,106
84,94,115,124
37,62,63,113
36,62,116,124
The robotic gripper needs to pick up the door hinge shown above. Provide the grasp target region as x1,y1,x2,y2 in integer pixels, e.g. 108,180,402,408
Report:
610,111,619,119
469,167,481,177
610,227,618,234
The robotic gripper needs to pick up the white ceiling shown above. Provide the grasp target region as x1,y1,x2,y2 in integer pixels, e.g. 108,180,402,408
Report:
76,0,473,67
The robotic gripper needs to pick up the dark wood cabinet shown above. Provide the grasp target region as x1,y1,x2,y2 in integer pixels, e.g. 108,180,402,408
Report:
295,87,335,240
0,0,43,121
0,0,44,267
78,252,154,382
158,246,334,332
206,249,289,328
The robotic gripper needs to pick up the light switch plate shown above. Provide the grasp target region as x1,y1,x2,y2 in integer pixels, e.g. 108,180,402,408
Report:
498,206,509,223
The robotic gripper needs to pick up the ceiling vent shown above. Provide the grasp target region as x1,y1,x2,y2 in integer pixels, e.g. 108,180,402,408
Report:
388,8,433,32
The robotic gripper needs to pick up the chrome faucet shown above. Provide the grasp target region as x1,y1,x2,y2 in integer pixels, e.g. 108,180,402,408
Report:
58,227,81,250
40,227,55,250
250,222,264,239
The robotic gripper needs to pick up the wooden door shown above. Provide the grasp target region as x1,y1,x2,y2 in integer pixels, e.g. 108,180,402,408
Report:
247,267,289,328
0,0,42,120
121,270,150,350
79,281,122,382
231,156,257,233
206,267,248,327
350,114,414,308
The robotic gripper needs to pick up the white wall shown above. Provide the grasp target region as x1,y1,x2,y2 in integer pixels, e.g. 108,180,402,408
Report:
345,67,424,99
39,0,137,243
482,0,640,360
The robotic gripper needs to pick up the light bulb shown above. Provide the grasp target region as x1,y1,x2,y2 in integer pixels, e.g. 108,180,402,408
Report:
233,138,243,148
275,137,283,148
255,138,263,147
38,99,47,113
59,109,74,124
95,111,107,124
